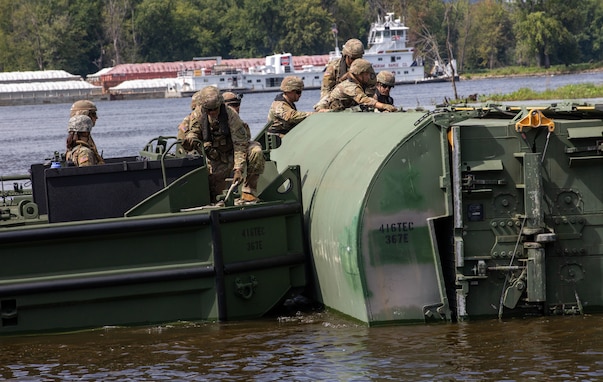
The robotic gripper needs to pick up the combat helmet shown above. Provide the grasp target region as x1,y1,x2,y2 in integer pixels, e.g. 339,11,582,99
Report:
280,76,304,92
342,38,365,59
70,100,97,117
67,115,93,133
191,90,203,110
377,71,395,87
198,86,223,111
349,59,375,75
222,91,243,106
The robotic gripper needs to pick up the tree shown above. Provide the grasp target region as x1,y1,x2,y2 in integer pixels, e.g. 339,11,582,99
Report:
513,0,581,67
103,0,132,66
2,0,603,75
464,0,513,70
4,0,99,74
222,0,283,58
134,0,204,62
579,0,603,62
325,0,369,47
514,11,570,68
278,0,333,55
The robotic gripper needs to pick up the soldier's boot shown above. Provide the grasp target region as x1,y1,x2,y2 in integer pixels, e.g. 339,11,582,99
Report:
237,174,260,205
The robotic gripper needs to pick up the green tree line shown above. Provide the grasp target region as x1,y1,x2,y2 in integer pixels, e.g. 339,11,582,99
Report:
0,0,602,77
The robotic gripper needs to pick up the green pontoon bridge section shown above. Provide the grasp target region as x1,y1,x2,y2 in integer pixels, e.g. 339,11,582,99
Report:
452,105,603,319
0,149,308,335
271,112,454,325
270,104,603,325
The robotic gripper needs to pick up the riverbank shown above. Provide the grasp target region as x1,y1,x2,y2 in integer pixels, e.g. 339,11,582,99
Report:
472,81,603,103
461,62,603,80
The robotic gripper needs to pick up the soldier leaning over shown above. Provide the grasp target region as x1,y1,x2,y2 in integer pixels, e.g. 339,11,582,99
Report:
314,59,398,113
183,86,264,204
267,76,317,137
320,38,365,99
65,115,104,167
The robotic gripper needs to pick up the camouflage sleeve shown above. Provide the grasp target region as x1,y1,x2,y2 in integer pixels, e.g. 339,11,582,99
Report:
328,81,356,110
266,101,279,124
74,147,97,167
227,107,250,171
184,108,203,141
353,85,378,107
320,60,339,98
269,100,312,132
177,114,191,140
313,95,330,111
243,122,251,137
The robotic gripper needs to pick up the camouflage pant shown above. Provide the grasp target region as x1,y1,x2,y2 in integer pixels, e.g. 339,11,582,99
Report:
207,140,265,202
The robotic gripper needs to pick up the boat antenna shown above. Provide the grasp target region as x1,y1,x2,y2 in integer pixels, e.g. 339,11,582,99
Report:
331,23,340,56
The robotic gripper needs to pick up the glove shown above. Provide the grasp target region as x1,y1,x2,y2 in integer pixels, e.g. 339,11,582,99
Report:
203,142,220,161
182,135,197,151
232,168,244,185
383,104,398,113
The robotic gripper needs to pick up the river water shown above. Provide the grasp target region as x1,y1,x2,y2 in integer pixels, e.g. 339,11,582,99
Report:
2,70,603,177
1,72,603,381
1,314,603,381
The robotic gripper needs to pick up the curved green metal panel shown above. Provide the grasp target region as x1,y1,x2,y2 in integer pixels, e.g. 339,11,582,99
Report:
271,112,448,324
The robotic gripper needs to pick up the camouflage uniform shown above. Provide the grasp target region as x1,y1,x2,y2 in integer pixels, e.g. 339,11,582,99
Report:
267,93,313,135
66,141,101,167
69,100,105,165
320,38,364,99
316,59,397,113
177,91,204,155
315,78,378,111
320,57,349,99
65,115,103,167
177,114,192,141
186,104,262,202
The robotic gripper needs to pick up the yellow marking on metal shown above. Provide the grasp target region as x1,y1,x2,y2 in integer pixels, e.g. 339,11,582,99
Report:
515,109,555,132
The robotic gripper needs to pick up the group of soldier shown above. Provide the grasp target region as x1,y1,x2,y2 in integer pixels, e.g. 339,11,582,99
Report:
266,37,399,136
62,37,398,206
315,38,398,113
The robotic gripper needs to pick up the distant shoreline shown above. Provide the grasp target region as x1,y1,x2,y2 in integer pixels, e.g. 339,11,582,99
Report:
461,66,603,80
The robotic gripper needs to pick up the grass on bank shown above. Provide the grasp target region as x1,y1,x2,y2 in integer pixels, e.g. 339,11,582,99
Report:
478,82,603,102
462,62,603,79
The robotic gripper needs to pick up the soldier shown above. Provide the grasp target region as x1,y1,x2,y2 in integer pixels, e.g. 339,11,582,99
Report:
320,38,365,99
69,100,105,164
314,59,398,113
266,76,315,137
65,115,104,167
176,90,203,155
183,86,264,204
374,71,395,105
222,90,265,195
222,91,243,114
